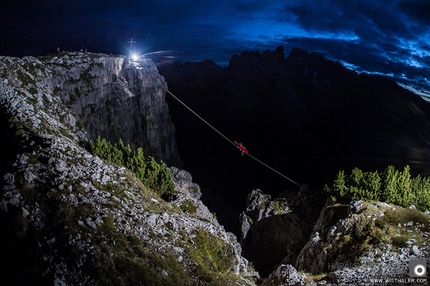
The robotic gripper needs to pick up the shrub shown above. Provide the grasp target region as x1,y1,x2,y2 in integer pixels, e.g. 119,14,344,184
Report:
324,165,430,212
91,136,175,196
373,207,430,250
179,200,197,214
186,228,236,285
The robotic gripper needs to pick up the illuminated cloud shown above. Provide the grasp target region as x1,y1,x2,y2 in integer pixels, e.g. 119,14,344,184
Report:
0,0,429,91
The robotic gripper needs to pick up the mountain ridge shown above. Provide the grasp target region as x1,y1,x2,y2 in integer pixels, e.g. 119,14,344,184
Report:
159,45,430,234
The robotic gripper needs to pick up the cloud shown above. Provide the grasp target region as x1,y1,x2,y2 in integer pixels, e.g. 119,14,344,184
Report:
281,1,405,38
0,0,429,91
137,0,430,92
397,0,430,26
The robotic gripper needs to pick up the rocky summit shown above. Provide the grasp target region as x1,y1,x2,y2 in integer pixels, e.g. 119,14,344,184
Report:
0,52,181,167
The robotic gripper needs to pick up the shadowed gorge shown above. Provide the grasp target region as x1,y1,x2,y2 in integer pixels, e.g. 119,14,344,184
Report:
159,46,430,235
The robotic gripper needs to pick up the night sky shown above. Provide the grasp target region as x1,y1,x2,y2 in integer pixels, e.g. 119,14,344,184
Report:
1,0,429,93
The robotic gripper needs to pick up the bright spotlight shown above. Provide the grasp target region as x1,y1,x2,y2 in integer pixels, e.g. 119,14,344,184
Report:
131,53,139,61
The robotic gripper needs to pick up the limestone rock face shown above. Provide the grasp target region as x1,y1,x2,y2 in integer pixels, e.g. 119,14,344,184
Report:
295,200,430,284
168,166,218,226
294,200,349,273
1,52,181,166
240,186,322,277
247,193,430,285
0,53,256,285
260,264,305,286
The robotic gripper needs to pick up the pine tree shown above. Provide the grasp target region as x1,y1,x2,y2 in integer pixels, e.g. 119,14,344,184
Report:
397,165,414,207
363,171,381,201
325,165,430,212
414,176,430,211
90,136,176,197
381,165,398,204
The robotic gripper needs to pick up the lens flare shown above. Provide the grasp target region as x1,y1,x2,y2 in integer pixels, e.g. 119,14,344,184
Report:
131,53,139,61
141,50,178,65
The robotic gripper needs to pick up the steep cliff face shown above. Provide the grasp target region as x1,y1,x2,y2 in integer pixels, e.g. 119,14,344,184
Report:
239,186,322,277
0,52,181,166
0,53,256,285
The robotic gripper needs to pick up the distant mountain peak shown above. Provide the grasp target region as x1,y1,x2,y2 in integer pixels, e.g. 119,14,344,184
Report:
287,47,309,60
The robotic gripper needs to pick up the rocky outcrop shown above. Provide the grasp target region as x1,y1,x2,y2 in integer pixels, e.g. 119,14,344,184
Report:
240,185,430,285
260,264,306,286
168,166,218,226
294,200,430,284
240,186,322,277
0,52,181,166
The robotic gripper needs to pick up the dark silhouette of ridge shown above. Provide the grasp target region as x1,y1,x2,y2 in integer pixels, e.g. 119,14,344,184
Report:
159,46,430,236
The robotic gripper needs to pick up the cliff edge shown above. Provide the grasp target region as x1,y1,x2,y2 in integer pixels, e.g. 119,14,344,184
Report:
0,52,256,285
0,52,181,166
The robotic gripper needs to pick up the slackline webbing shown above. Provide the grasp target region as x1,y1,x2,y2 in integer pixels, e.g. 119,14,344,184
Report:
166,89,302,188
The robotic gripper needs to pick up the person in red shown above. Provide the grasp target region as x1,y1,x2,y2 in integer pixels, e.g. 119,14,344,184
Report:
234,141,248,156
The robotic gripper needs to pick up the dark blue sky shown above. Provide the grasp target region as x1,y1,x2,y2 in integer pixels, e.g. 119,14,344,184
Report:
1,0,429,93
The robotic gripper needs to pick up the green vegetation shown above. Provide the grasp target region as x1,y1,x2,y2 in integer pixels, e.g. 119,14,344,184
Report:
76,120,85,130
179,199,197,214
324,165,430,211
374,207,430,250
354,206,430,254
89,225,240,286
90,227,193,286
13,177,243,285
271,197,289,215
185,228,237,285
42,192,191,285
305,272,328,283
324,166,430,258
91,136,175,197
323,202,430,262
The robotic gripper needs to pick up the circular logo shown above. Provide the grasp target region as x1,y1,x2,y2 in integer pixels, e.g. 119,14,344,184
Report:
414,264,427,277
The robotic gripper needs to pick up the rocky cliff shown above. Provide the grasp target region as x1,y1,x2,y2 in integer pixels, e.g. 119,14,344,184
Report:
0,52,181,166
240,189,430,285
240,186,322,277
0,52,256,285
296,199,430,284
